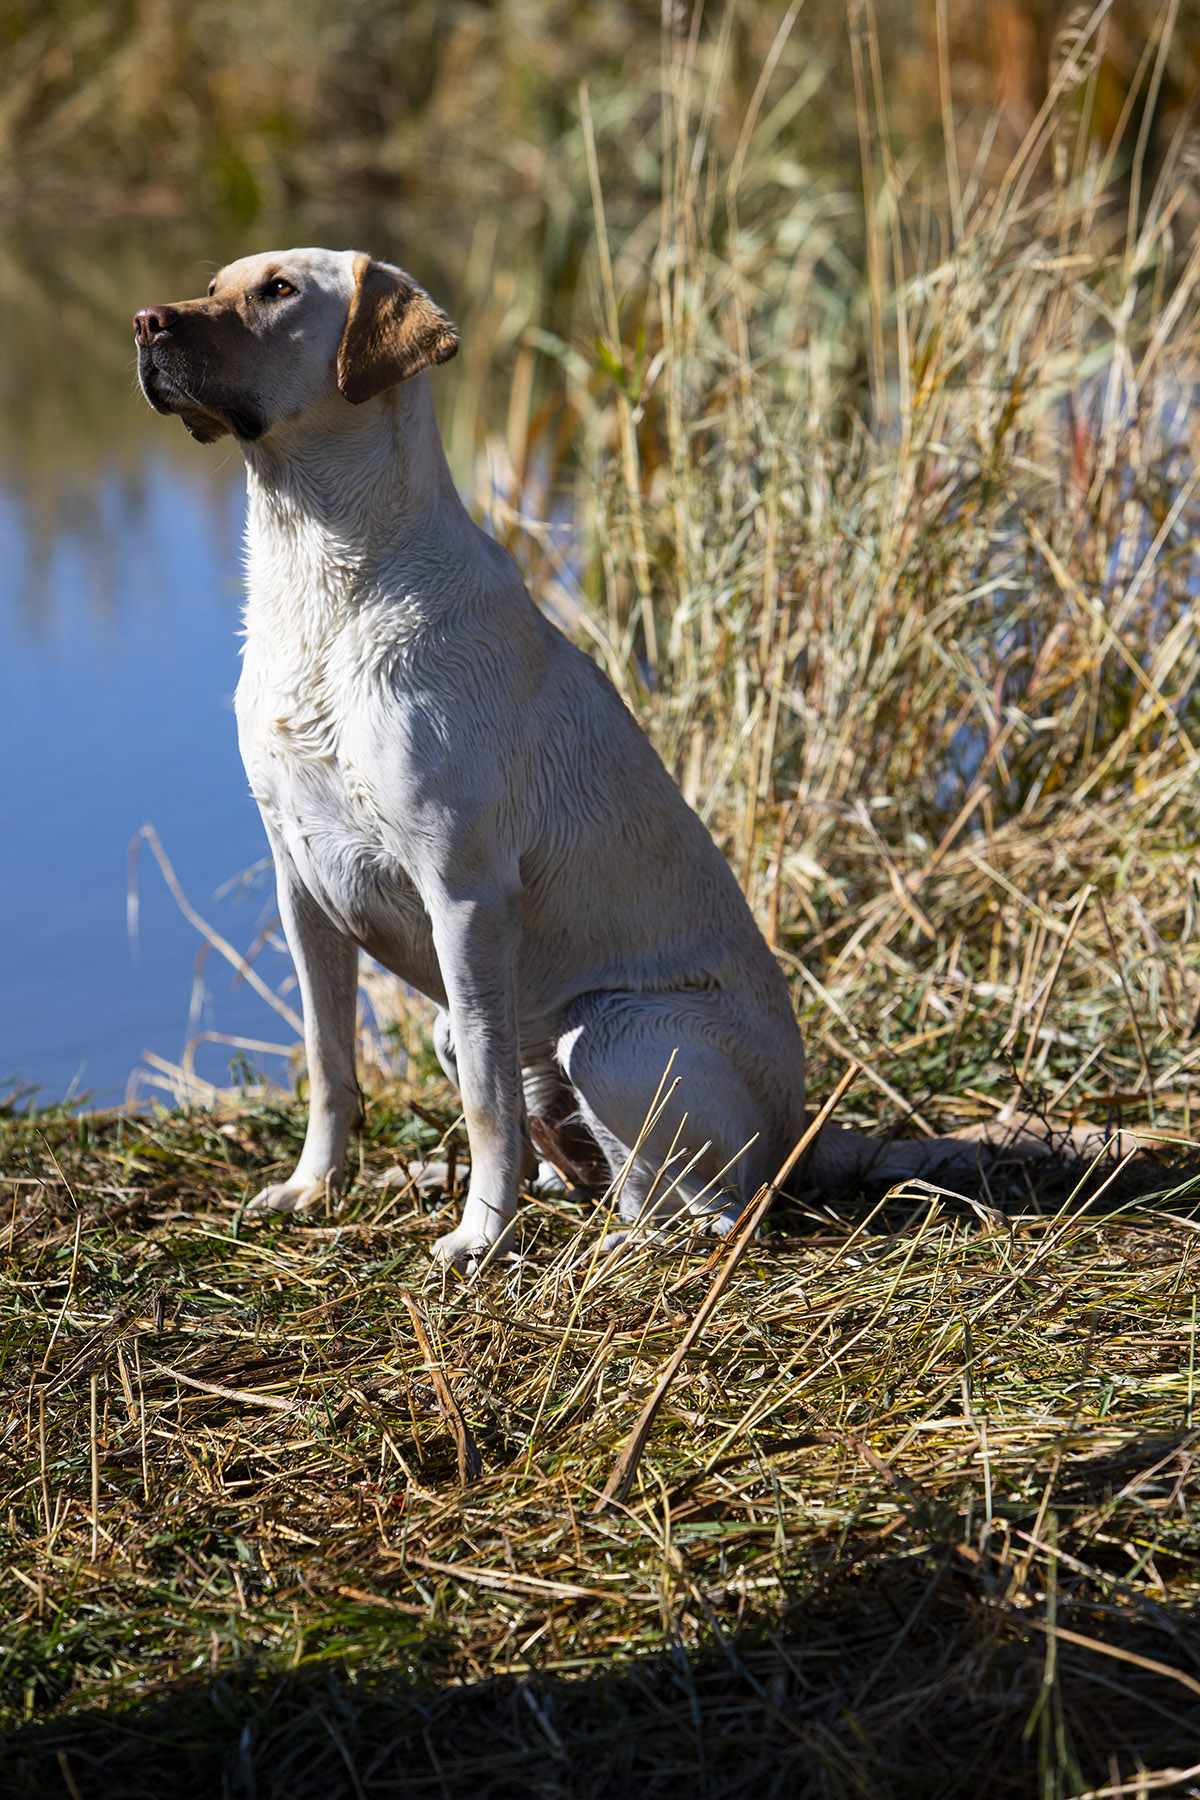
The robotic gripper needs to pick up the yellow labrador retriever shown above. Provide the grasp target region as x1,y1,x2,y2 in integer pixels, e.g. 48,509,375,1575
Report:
134,249,1126,1268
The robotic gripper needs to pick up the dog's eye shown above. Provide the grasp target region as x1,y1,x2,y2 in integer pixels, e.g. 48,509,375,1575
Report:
262,278,296,299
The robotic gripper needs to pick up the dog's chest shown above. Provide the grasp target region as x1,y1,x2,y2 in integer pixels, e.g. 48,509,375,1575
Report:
236,633,438,977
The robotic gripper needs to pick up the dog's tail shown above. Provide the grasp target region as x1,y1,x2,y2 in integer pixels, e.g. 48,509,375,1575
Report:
801,1104,1145,1189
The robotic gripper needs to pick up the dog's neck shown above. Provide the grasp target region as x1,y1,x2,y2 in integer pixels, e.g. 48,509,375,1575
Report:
240,374,472,641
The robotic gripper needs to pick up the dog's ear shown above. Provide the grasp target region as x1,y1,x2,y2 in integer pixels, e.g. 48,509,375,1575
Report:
337,255,459,404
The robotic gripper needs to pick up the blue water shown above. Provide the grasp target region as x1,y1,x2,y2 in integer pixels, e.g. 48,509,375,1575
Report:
0,458,299,1108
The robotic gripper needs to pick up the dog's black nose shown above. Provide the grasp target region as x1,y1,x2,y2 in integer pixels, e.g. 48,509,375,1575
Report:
133,305,177,345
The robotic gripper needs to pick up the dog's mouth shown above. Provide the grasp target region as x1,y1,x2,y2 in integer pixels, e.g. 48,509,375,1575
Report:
226,409,267,441
137,345,266,444
136,354,178,418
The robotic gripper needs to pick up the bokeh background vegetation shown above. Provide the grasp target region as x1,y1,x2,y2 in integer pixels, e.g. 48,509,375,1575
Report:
2,0,1197,224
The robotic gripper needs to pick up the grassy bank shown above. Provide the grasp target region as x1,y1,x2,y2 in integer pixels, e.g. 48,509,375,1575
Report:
1,1099,1199,1796
3,1,1200,1794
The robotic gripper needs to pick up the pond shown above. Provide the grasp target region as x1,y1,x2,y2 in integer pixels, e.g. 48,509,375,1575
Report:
1,450,275,1109
0,213,561,1109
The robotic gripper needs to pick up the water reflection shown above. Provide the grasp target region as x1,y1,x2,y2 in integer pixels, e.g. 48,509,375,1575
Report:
1,452,278,1104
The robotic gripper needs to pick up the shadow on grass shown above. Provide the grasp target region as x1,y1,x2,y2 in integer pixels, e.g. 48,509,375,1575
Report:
800,1133,1200,1235
4,1526,1199,1800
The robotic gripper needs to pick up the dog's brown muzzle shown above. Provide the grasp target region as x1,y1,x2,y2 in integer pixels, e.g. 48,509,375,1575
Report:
133,302,266,443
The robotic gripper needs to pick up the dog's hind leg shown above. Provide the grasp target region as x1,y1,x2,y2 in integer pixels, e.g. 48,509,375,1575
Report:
557,990,795,1241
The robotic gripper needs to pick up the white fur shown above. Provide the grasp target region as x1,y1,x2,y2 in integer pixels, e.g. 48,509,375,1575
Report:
134,248,1138,1271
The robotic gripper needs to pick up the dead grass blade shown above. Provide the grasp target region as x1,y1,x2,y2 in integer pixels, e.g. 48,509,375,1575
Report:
598,1063,860,1507
400,1289,483,1485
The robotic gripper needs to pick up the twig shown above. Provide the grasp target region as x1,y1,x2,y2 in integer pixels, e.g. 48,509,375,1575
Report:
1098,893,1154,1105
89,1374,99,1563
41,1211,83,1369
144,1359,296,1413
1025,1616,1200,1701
129,823,303,1035
1018,883,1092,1085
402,1553,614,1603
38,1390,50,1539
400,1291,482,1485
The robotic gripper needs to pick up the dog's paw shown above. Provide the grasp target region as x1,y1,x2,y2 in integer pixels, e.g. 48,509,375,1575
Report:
246,1177,332,1215
430,1224,492,1275
586,1208,739,1267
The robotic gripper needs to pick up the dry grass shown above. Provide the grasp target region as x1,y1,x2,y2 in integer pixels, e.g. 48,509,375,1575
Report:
490,0,1200,1161
4,3,1200,1795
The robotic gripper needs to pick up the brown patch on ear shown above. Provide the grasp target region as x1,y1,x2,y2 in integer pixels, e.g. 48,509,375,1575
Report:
336,254,459,405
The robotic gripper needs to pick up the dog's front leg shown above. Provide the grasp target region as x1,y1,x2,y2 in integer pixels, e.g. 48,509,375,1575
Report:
427,891,527,1273
247,861,361,1215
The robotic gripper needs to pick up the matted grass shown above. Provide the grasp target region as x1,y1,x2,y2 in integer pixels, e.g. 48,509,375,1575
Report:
1,1093,1199,1798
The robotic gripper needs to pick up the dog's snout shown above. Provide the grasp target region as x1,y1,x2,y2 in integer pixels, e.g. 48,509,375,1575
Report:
133,305,178,346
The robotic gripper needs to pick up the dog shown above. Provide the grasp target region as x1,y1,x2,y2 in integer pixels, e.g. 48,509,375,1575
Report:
134,248,1132,1269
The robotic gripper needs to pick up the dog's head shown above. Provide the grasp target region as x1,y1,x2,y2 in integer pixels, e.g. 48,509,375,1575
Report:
134,248,459,444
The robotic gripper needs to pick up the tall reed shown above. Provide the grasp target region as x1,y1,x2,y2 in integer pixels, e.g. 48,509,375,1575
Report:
487,0,1200,1128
